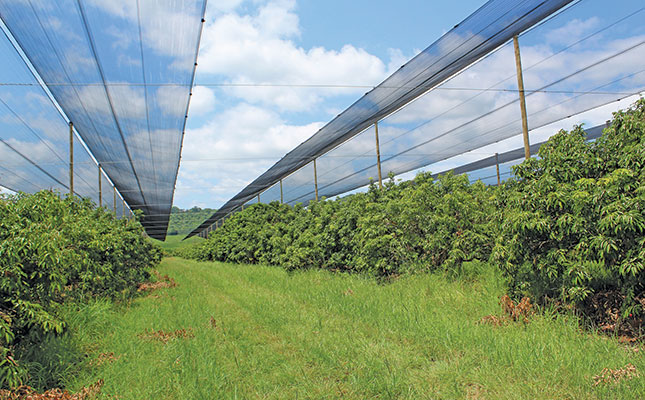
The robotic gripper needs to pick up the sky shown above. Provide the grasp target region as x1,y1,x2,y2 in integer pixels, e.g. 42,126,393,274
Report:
174,0,645,210
174,0,488,209
0,0,643,220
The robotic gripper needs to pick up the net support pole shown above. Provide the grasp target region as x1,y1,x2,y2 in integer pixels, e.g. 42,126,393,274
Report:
280,179,283,203
513,35,530,160
313,158,319,201
257,194,260,203
69,122,74,195
375,121,383,189
495,153,501,186
98,164,102,207
113,187,116,214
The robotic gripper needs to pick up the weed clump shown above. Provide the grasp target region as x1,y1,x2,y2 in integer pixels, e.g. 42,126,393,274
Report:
138,328,194,344
593,364,639,386
479,295,535,326
137,271,177,293
0,379,103,400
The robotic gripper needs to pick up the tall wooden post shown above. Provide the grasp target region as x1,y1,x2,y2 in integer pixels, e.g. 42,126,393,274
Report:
257,194,260,203
280,179,283,204
69,122,74,195
98,164,102,207
113,187,117,214
375,122,383,189
313,158,319,201
495,153,501,186
513,35,530,160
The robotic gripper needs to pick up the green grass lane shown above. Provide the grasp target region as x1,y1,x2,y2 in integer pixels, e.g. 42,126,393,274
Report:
151,235,202,252
66,258,645,399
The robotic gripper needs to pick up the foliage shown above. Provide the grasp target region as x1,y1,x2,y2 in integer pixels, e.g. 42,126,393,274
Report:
166,206,216,236
0,190,161,388
178,172,497,277
492,99,645,317
180,100,645,327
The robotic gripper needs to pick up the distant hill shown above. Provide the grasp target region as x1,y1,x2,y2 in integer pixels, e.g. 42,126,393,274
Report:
167,206,216,236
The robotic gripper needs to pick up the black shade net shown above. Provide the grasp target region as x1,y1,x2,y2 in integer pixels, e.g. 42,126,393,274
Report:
189,0,645,239
188,0,577,238
0,0,207,239
434,123,606,184
0,22,127,212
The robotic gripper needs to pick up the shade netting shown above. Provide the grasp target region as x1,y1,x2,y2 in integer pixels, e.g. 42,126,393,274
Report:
435,123,605,184
188,0,645,238
0,0,206,239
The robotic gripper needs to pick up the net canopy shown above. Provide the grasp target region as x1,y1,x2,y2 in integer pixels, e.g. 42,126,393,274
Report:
433,123,606,184
0,23,129,216
188,0,576,238
0,0,207,239
189,0,645,239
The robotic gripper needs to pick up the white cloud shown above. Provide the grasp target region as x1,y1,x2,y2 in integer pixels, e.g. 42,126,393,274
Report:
544,17,600,46
74,84,146,120
188,86,216,116
174,102,323,207
154,85,215,120
197,1,390,111
86,0,203,60
155,86,190,118
176,2,645,210
182,102,320,162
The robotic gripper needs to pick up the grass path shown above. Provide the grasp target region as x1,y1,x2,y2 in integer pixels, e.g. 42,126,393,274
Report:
151,235,202,252
66,258,645,399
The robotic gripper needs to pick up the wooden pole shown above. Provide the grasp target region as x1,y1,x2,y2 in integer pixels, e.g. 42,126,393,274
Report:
257,194,260,203
98,164,102,207
69,122,74,195
313,159,319,201
495,153,501,186
113,187,116,214
280,179,283,204
375,122,383,189
513,35,530,160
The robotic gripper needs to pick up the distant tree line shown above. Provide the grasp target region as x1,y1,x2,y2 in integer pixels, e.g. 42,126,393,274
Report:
167,206,217,236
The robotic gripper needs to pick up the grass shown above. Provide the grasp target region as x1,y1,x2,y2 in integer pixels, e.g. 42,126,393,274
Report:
151,234,202,252
55,258,644,399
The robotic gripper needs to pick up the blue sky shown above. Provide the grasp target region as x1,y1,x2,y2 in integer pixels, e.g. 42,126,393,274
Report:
296,1,485,58
176,0,645,209
0,0,643,216
176,0,498,208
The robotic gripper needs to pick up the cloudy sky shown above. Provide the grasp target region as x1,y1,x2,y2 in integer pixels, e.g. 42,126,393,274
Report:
174,0,488,208
174,0,644,210
0,0,642,217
